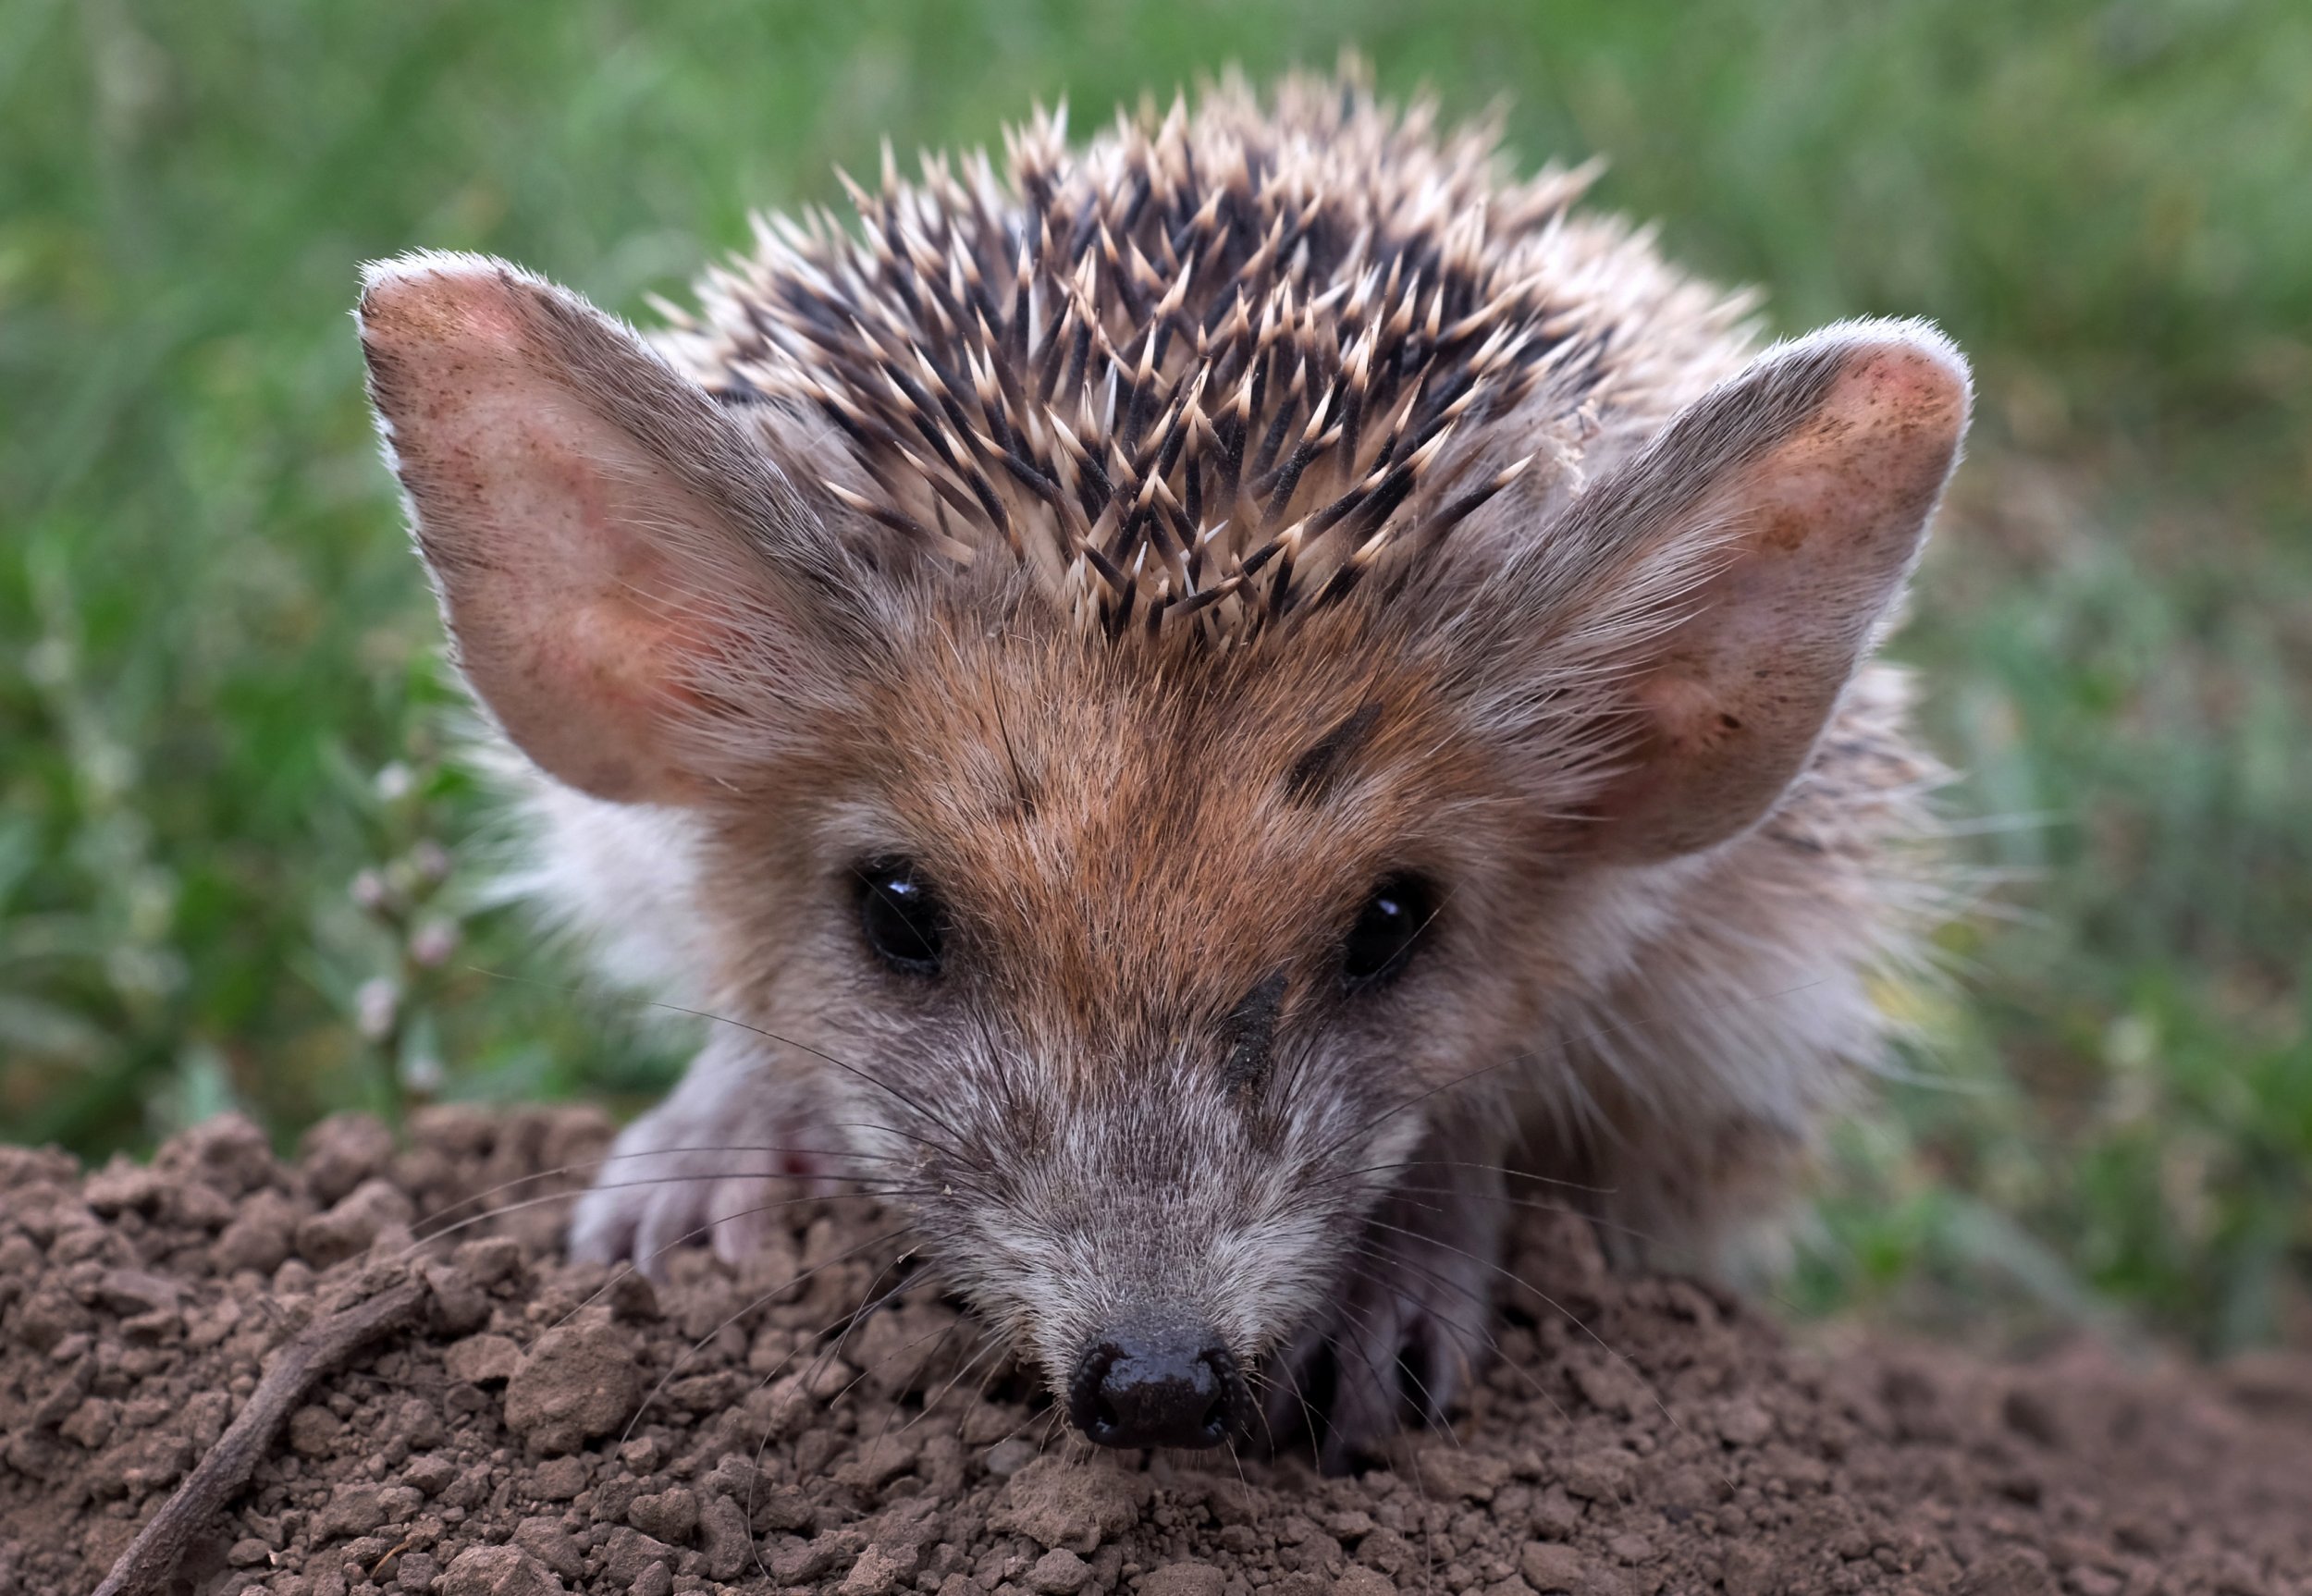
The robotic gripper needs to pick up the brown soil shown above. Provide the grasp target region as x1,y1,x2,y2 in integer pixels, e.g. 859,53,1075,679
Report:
4,1110,2309,1596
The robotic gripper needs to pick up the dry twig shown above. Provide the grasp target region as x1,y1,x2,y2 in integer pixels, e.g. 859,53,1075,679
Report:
92,1271,431,1596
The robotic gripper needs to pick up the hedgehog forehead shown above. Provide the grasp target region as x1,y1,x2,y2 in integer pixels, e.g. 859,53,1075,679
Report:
857,614,1464,1016
660,68,1745,649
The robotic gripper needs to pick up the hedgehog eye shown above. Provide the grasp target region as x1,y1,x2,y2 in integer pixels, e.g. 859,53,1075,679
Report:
1341,874,1433,989
857,858,945,976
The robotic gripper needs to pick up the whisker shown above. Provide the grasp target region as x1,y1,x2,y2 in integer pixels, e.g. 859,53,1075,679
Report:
826,1120,963,1160
1247,1344,1331,1457
1325,1285,1471,1457
404,1144,901,1246
977,1373,1062,1454
1359,1182,1665,1250
939,1331,1009,1414
877,1311,984,1443
548,1188,937,1334
1359,1189,1817,1353
1334,1158,1616,1196
1310,973,1840,1171
921,1310,1005,1418
621,1223,916,1444
1302,1052,1530,1175
1359,1217,1733,1489
1036,1398,1067,1457
797,1249,916,1401
830,1299,971,1418
1341,1237,1570,1429
953,1332,1036,1443
461,962,973,1156
742,1267,953,1585
397,1174,898,1256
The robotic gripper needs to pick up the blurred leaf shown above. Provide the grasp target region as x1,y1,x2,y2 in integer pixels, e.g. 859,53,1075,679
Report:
0,991,110,1062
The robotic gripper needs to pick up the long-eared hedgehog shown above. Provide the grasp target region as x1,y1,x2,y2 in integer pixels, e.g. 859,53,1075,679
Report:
357,65,1968,1468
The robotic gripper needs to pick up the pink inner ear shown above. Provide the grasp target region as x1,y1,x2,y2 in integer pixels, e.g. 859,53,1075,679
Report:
1596,333,1968,861
1631,670,1748,758
440,282,526,350
453,435,755,804
362,257,766,806
1748,342,1970,560
538,598,710,727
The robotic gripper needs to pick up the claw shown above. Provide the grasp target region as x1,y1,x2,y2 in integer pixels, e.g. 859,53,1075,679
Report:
564,1041,842,1274
1262,1148,1507,1470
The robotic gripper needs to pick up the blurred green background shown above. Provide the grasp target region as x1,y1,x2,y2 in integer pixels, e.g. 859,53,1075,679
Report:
4,0,2307,1353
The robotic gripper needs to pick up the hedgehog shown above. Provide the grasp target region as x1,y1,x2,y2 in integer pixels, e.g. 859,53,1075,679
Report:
357,65,1968,1468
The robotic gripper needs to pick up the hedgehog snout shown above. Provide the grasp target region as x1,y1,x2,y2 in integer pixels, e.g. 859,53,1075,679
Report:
1065,1320,1251,1450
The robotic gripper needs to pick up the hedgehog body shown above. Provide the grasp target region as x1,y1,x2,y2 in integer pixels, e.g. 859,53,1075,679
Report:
358,68,1969,1467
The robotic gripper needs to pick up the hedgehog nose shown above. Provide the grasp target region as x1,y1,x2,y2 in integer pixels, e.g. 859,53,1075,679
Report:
1067,1327,1248,1450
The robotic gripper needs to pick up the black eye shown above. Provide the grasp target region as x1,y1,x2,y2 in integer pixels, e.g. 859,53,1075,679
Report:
857,858,945,976
1341,875,1433,989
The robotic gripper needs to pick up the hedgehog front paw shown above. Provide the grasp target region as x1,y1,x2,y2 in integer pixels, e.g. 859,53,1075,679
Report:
1262,1157,1506,1473
566,1067,836,1274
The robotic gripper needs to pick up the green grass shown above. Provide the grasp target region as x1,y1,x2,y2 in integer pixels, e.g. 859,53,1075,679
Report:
4,0,2307,1351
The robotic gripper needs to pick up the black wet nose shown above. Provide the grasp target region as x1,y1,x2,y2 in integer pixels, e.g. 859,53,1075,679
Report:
1067,1329,1248,1449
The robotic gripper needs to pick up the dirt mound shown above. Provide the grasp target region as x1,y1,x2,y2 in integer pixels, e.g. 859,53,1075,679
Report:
4,1110,2308,1596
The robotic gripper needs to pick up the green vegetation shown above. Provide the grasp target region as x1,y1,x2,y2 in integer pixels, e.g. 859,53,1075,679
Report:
5,0,2306,1350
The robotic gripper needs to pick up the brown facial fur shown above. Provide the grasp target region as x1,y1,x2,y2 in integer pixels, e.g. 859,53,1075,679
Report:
677,588,1577,1384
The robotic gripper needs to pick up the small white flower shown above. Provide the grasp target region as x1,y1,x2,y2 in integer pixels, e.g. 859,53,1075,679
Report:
355,976,400,1041
409,918,461,967
410,840,452,882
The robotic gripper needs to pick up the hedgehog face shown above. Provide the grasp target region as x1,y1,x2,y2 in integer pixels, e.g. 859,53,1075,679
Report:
674,599,1580,1446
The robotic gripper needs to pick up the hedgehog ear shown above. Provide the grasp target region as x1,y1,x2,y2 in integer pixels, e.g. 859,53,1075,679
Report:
1508,321,1970,861
359,252,858,805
